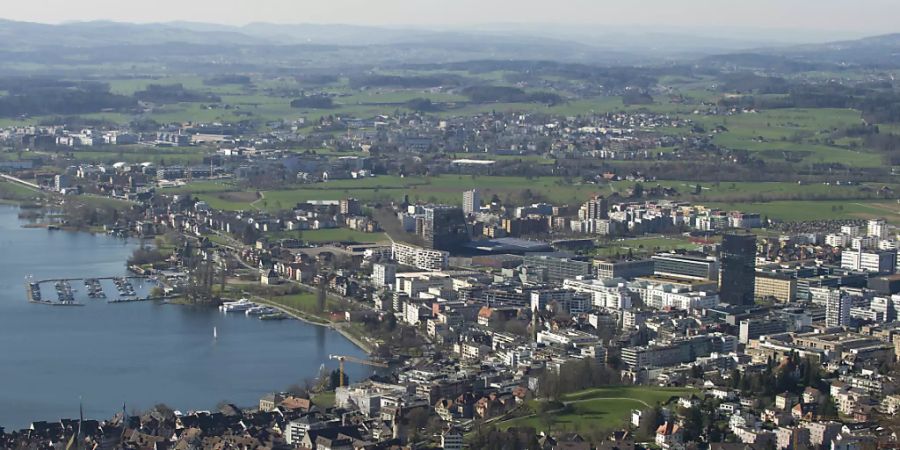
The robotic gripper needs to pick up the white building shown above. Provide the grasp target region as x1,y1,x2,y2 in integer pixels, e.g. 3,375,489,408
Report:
392,242,449,271
868,219,888,239
825,233,849,248
640,284,719,311
563,277,632,310
372,262,398,287
841,248,896,274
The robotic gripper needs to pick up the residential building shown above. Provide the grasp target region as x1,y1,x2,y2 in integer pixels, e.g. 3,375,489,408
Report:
392,242,449,271
841,248,896,275
462,189,480,215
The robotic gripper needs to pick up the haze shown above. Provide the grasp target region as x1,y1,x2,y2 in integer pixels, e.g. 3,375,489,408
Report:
5,0,898,38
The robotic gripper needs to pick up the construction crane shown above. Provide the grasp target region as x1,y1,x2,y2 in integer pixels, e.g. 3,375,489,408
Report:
329,354,389,388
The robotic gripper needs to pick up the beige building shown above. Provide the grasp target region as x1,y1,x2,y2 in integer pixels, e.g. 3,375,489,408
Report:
754,272,797,303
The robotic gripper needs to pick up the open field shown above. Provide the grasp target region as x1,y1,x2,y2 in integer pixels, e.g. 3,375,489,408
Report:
0,180,42,202
184,174,899,216
500,386,693,433
195,175,607,211
607,179,897,202
705,199,900,223
592,235,709,258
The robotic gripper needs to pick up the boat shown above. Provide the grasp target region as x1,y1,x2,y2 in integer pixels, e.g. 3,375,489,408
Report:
213,326,218,340
260,313,289,321
219,299,255,312
245,306,275,316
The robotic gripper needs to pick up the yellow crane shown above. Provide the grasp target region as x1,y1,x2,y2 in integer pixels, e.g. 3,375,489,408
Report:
329,354,389,388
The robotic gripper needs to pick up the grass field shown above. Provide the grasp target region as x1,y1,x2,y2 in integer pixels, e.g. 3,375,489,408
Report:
593,235,707,258
187,174,899,219
500,386,693,433
195,175,608,212
0,180,42,201
705,199,900,223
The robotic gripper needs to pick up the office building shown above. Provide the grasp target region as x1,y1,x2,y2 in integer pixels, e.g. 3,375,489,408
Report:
522,253,592,282
739,317,789,344
422,205,470,251
594,258,654,280
754,270,797,303
651,253,719,281
719,232,757,306
462,189,481,215
824,289,851,328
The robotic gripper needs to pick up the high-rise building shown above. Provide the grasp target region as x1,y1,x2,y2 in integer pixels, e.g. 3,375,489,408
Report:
868,219,888,239
824,289,851,328
462,189,481,215
578,195,609,220
372,262,398,287
340,197,361,216
422,206,470,251
719,232,757,306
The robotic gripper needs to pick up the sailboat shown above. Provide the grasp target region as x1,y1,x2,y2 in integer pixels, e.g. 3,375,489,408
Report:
213,326,218,340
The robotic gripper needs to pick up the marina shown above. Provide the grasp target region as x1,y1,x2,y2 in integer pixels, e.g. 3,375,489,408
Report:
25,276,158,306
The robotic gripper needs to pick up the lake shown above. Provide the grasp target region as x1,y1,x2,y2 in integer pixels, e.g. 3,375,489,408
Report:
0,205,370,429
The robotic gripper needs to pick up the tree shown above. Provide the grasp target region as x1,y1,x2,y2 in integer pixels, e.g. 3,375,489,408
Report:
316,279,327,313
328,369,348,390
631,182,644,198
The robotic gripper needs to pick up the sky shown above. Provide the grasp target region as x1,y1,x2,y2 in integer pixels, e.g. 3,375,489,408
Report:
2,0,897,37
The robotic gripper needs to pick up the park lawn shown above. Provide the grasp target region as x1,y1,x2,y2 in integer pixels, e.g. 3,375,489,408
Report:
266,292,349,318
505,398,646,431
0,180,43,201
69,195,135,210
194,192,257,211
313,391,336,409
161,180,240,194
269,293,319,312
501,386,693,433
560,386,694,405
